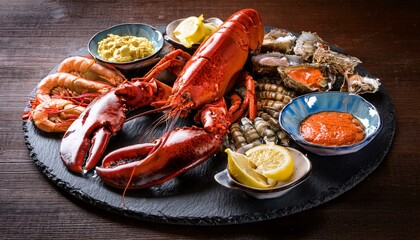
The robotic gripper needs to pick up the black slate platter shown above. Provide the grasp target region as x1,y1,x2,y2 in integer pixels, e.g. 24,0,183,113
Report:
22,26,395,225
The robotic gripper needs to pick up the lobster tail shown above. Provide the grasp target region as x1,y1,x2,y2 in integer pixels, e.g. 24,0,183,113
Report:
224,8,264,51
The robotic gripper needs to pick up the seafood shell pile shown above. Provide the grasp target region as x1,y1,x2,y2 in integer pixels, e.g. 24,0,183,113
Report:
225,29,381,152
225,77,296,153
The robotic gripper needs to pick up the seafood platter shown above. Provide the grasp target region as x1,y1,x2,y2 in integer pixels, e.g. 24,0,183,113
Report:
22,9,395,225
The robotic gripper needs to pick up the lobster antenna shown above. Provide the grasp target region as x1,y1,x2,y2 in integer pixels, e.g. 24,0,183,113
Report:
134,104,179,143
125,104,173,122
165,109,181,133
141,112,170,143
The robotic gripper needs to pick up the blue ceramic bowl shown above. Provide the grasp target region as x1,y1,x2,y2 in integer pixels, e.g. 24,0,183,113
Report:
88,23,164,71
279,91,381,156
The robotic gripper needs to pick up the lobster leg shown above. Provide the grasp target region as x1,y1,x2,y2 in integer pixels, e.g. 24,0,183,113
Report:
230,72,257,122
143,49,191,80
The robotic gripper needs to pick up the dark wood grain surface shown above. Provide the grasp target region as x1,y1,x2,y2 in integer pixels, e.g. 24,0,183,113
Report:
1,0,419,239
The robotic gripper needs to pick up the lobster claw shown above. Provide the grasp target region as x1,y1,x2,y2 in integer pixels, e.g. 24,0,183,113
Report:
95,126,223,189
60,91,127,172
60,81,165,173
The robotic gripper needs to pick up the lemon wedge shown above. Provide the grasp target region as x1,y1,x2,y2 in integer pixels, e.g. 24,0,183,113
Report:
225,148,274,188
174,15,205,48
245,144,294,181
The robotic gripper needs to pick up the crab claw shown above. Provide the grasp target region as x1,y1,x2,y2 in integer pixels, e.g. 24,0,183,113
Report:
95,126,223,189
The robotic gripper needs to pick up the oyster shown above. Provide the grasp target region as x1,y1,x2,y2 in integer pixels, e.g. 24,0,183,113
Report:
293,31,325,61
278,64,333,93
261,28,297,53
313,43,362,75
341,73,381,94
252,52,304,76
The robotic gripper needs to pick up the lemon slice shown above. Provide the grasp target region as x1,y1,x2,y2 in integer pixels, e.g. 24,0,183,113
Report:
245,144,294,181
225,149,274,188
174,15,205,48
199,22,218,42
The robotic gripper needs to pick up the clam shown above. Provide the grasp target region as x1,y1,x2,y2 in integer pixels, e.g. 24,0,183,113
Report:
313,43,362,75
278,64,334,93
293,31,325,61
252,52,304,76
261,28,297,53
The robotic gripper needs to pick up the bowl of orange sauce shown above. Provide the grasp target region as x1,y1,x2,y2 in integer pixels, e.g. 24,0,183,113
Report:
279,92,381,156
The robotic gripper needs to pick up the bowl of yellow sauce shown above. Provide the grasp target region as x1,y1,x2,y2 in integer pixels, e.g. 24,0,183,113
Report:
88,23,164,71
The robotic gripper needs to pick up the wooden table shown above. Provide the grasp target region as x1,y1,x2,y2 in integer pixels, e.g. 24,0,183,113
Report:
1,0,419,239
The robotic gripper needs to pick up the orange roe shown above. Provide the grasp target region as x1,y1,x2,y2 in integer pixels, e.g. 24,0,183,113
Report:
287,68,323,88
300,111,365,146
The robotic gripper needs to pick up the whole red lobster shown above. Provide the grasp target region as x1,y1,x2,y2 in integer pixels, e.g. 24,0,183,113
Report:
60,8,264,189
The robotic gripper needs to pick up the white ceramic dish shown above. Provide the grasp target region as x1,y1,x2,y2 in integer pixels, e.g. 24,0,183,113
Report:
164,17,223,51
214,147,312,199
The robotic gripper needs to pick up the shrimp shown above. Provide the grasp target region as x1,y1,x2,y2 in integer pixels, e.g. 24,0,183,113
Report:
240,117,262,144
256,91,293,103
57,56,126,86
255,82,297,98
230,122,248,149
253,117,277,143
35,72,111,104
31,98,85,132
23,57,126,133
257,99,285,111
23,72,114,133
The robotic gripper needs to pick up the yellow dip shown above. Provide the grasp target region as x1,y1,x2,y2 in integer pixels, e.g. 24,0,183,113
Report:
98,34,154,63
